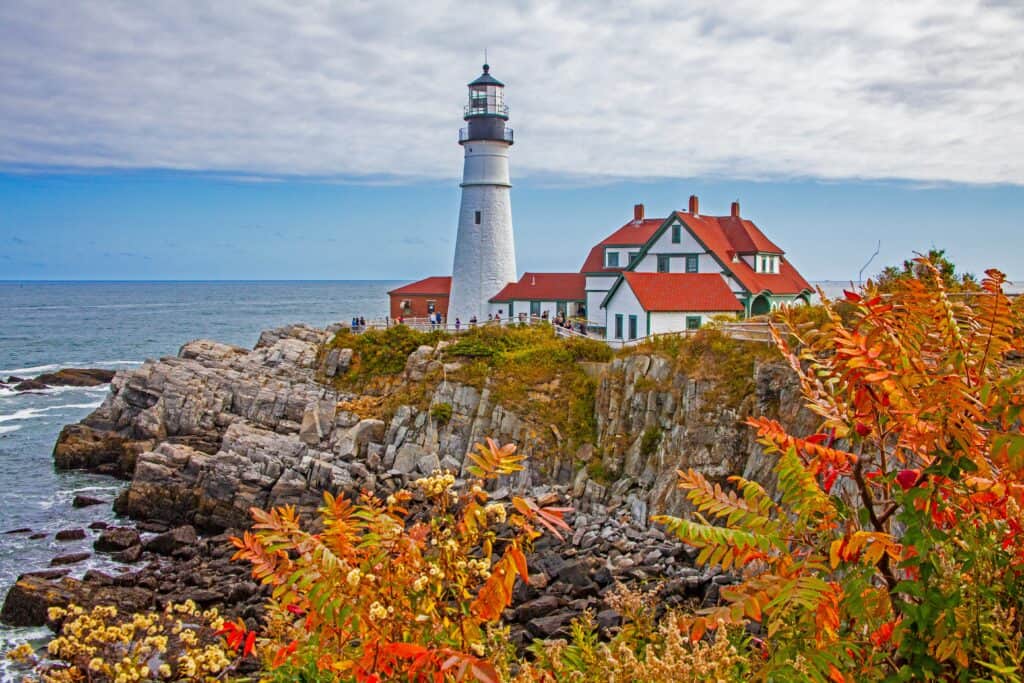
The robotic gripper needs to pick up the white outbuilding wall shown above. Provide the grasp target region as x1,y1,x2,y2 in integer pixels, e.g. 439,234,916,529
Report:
603,281,648,342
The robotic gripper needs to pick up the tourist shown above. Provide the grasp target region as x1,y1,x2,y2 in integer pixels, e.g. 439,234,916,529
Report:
359,316,366,329
455,317,461,331
470,315,477,327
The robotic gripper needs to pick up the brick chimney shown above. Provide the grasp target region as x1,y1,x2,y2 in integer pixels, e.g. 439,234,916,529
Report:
731,201,740,217
633,203,644,221
688,194,699,215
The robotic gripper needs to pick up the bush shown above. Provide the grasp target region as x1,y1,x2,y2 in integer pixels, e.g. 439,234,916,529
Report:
639,426,662,457
430,401,453,424
10,601,243,681
654,260,1024,681
231,439,572,682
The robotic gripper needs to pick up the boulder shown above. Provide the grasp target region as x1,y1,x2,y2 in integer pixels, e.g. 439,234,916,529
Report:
0,575,153,627
54,529,86,541
144,525,197,556
50,552,90,566
72,494,105,508
34,368,115,387
94,527,141,552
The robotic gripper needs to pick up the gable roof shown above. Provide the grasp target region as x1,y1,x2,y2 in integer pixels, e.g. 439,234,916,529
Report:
580,218,664,273
490,272,585,302
672,212,810,295
388,276,452,297
718,216,783,254
613,272,743,312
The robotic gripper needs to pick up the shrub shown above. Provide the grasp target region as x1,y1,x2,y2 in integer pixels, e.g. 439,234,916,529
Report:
430,401,453,424
231,439,572,682
639,426,662,457
510,586,752,682
654,260,1024,681
10,601,242,681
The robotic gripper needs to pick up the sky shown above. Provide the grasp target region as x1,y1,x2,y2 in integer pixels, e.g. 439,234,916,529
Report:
1,0,1022,281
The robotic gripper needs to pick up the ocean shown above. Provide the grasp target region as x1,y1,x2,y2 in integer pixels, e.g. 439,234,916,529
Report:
0,280,398,666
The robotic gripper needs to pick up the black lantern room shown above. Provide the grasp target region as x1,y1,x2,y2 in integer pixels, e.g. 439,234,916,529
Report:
459,64,513,145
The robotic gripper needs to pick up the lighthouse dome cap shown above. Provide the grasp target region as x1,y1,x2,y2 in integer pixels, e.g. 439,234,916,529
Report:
468,63,504,87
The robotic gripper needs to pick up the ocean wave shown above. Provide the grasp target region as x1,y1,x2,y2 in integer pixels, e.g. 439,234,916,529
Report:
0,400,104,423
0,363,62,377
0,425,20,434
1,360,141,379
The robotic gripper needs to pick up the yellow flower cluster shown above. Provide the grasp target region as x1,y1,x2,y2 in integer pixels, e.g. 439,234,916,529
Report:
413,471,456,497
14,602,236,682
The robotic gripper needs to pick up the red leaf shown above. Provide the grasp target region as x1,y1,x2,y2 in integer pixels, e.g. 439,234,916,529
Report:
896,469,921,491
243,630,256,657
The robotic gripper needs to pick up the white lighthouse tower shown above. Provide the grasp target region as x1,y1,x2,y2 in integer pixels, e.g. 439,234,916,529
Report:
447,63,518,324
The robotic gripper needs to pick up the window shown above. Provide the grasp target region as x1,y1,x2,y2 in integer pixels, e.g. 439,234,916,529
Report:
474,211,481,225
686,316,701,330
628,251,639,264
685,254,698,273
628,315,638,340
614,314,624,339
606,251,619,268
427,301,436,314
530,301,541,317
657,255,670,273
671,224,681,243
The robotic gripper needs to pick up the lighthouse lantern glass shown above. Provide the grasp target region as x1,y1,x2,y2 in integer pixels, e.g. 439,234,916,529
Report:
468,84,504,116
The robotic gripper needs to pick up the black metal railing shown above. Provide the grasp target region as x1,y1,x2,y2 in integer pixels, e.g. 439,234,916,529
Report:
459,127,514,143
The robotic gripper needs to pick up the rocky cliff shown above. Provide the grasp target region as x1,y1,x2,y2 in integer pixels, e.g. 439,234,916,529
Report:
4,323,815,642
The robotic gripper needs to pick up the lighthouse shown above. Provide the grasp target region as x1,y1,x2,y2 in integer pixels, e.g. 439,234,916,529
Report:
447,63,518,324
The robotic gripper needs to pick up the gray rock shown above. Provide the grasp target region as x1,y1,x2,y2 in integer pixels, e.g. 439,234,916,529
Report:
94,527,141,552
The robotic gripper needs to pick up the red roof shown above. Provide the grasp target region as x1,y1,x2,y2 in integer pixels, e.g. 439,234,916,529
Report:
718,216,783,254
388,276,451,296
620,272,743,312
580,218,664,273
490,272,585,302
676,212,810,295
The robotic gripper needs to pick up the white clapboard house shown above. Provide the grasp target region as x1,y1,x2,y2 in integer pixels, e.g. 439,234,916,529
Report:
581,196,812,343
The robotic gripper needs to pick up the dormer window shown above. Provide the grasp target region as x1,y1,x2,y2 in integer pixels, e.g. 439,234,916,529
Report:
755,254,780,273
606,251,619,268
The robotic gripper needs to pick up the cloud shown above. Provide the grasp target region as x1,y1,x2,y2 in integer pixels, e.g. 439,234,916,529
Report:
0,1,1022,184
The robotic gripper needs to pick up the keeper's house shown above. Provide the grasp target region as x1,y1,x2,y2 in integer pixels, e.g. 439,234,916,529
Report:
584,197,812,343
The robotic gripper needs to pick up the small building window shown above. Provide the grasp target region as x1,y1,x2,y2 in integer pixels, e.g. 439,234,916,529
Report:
685,255,698,273
628,251,639,264
657,255,670,273
686,316,701,330
614,314,624,339
474,211,481,225
606,251,619,268
671,224,681,243
628,315,638,340
530,301,541,317
427,300,436,314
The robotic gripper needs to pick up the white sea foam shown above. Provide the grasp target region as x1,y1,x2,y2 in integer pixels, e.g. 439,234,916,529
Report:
0,425,20,434
0,400,103,423
0,363,62,377
91,360,142,366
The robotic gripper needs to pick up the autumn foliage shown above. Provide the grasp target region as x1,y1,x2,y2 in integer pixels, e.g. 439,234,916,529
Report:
230,438,570,682
655,260,1024,680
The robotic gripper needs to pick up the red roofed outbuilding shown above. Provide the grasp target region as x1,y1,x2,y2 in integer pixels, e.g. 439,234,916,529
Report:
489,272,586,320
388,276,451,319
